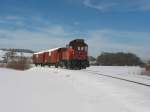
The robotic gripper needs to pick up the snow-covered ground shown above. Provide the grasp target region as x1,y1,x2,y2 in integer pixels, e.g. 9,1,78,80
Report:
0,66,150,112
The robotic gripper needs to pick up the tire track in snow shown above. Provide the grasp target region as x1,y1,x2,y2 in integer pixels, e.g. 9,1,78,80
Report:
84,70,150,87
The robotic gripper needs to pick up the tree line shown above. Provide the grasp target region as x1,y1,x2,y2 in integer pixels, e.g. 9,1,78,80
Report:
0,48,34,53
89,52,144,66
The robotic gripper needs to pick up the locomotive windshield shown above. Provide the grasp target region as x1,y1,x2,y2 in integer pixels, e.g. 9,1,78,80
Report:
68,39,88,51
77,46,88,51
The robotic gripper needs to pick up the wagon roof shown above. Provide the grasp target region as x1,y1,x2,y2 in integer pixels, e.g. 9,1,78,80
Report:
33,47,61,55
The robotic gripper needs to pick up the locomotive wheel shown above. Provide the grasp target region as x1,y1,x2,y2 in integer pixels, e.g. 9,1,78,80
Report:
55,64,58,68
68,61,74,70
59,61,64,68
62,61,67,68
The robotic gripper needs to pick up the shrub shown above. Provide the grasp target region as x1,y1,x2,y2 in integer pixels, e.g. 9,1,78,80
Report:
6,58,31,70
0,63,6,68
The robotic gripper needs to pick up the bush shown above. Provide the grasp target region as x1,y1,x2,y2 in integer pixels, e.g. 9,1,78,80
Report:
0,63,6,68
6,58,31,70
141,69,150,76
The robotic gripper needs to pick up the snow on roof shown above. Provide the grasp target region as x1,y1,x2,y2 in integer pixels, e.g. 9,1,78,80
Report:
47,47,61,52
33,47,61,55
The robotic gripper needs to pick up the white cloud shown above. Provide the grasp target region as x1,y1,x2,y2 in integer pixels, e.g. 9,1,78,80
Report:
5,16,20,21
83,0,150,12
83,0,117,11
0,26,74,51
40,26,70,37
0,16,21,21
0,16,26,28
73,22,80,25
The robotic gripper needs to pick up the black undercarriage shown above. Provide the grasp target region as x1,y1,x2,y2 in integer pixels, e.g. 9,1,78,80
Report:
35,60,89,70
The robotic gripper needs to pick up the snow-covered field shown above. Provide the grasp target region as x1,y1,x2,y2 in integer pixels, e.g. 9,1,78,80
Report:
87,66,150,85
0,66,150,112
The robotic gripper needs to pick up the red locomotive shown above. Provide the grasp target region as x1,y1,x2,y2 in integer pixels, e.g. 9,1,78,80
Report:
33,39,89,69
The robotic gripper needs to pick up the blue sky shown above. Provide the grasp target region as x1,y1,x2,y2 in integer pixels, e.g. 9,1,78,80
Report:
0,0,150,59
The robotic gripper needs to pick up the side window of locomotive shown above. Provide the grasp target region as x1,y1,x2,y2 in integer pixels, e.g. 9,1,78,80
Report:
78,47,80,51
83,47,85,51
36,54,38,58
49,52,51,56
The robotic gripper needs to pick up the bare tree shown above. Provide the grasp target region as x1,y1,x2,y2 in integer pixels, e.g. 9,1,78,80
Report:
4,50,16,63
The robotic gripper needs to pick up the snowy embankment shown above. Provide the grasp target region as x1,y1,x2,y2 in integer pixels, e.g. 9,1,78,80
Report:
0,66,150,112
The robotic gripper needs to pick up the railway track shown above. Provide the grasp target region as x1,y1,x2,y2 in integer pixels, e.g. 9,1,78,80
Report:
84,70,150,87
